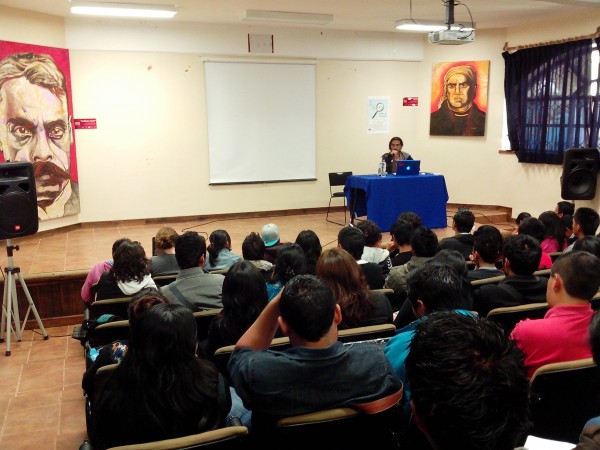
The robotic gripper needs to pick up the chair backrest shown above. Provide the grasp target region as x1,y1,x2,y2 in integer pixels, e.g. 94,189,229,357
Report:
533,268,552,278
193,308,223,342
337,323,397,343
530,358,600,443
89,297,132,320
153,274,177,287
89,319,131,348
470,274,505,287
328,172,352,192
106,426,249,450
549,252,564,263
486,302,549,334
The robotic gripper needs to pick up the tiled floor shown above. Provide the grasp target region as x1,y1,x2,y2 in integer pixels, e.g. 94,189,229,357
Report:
0,207,515,449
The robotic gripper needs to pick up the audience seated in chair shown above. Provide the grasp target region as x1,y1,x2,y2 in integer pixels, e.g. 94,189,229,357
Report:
356,220,393,275
294,229,322,275
467,224,504,281
204,229,241,272
228,275,402,431
81,238,131,303
337,225,384,290
161,231,224,310
574,236,600,258
388,219,414,267
266,243,307,301
405,312,530,450
555,200,575,219
260,223,291,265
473,234,548,317
512,211,532,235
316,247,393,329
92,303,231,449
385,263,473,417
241,231,273,282
149,227,180,277
439,207,476,260
538,210,568,253
510,250,600,379
95,240,157,300
565,207,600,252
518,217,553,269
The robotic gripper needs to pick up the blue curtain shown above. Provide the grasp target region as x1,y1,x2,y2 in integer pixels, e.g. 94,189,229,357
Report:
503,38,600,164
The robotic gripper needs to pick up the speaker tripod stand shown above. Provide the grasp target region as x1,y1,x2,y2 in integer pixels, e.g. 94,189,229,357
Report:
0,239,47,356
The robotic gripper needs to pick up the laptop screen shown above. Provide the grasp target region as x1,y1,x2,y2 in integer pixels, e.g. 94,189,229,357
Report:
396,160,421,176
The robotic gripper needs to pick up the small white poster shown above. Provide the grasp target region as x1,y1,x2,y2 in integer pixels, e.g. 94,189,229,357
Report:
367,96,389,134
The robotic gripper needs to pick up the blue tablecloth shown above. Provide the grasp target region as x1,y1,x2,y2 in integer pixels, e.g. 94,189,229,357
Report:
344,174,449,232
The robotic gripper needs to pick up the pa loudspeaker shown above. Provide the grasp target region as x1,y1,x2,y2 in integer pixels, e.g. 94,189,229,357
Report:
560,148,599,200
0,162,38,240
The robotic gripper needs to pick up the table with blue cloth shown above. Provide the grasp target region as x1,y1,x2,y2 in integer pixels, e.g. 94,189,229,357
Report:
344,174,449,232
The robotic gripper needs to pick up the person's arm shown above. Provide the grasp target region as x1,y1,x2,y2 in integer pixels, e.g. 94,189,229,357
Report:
235,290,282,350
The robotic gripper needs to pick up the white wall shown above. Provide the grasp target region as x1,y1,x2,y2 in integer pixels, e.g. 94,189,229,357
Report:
1,6,599,230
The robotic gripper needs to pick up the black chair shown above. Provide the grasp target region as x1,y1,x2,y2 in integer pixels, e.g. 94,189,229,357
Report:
530,358,600,443
193,308,222,342
326,171,352,225
152,274,177,287
89,297,132,320
486,302,549,334
106,426,249,449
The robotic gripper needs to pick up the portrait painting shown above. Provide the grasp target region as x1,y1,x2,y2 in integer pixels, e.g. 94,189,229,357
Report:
0,40,79,220
430,60,489,137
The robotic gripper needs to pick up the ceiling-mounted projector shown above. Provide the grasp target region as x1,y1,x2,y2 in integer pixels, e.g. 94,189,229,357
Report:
428,29,475,45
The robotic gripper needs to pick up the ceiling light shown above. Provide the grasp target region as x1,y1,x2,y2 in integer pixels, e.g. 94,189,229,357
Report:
243,10,333,25
395,19,475,32
70,1,177,19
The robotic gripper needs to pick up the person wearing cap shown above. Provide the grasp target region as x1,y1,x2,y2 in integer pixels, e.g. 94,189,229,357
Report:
261,223,290,264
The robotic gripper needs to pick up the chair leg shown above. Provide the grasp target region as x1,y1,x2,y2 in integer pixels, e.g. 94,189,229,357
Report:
326,197,347,226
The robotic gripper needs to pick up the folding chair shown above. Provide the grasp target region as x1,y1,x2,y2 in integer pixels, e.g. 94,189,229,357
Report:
326,171,352,225
486,302,549,334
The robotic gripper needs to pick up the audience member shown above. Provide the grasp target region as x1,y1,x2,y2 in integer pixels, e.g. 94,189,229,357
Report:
266,243,307,301
81,237,131,303
356,220,392,274
82,288,168,397
510,251,600,378
467,225,504,281
337,225,384,289
294,229,322,275
513,211,532,235
316,247,393,329
241,231,274,281
431,249,474,309
385,226,439,299
439,207,476,259
388,219,414,266
555,201,575,218
95,241,157,300
518,217,553,269
385,263,471,412
204,229,241,272
261,223,289,264
161,231,224,309
206,261,269,364
538,210,568,253
574,236,600,258
149,227,180,277
92,303,231,449
473,234,548,317
573,311,600,449
228,275,403,430
565,207,600,252
563,214,576,245
405,313,530,450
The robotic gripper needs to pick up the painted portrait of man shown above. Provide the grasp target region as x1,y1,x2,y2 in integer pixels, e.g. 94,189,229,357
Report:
430,61,489,137
0,41,79,220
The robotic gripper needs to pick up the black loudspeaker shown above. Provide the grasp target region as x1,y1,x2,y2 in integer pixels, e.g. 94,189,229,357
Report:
560,148,600,200
0,162,38,240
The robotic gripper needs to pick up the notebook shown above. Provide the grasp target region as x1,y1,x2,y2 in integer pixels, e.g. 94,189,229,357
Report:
396,160,421,176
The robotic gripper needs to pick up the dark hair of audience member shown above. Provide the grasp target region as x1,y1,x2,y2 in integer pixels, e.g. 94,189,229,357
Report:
397,211,423,229
410,226,439,257
271,244,307,284
241,231,266,260
154,227,179,253
279,274,336,342
538,211,566,250
391,219,413,246
128,288,169,326
405,313,530,450
92,303,228,448
473,225,503,263
515,212,532,226
552,251,600,300
112,238,132,258
556,201,575,217
407,262,463,313
356,220,383,247
574,207,600,236
573,236,600,258
207,229,231,267
316,247,374,329
503,234,541,276
517,217,546,243
430,249,473,309
110,240,149,283
295,230,322,275
175,231,206,270
337,226,365,260
453,207,476,233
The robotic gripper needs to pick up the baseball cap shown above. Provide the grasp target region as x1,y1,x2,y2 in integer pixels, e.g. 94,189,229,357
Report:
261,223,280,247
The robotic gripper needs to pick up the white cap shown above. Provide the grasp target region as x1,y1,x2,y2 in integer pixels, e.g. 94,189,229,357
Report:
261,223,280,247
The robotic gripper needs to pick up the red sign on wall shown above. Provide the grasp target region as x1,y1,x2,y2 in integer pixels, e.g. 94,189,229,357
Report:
74,118,97,129
403,97,418,107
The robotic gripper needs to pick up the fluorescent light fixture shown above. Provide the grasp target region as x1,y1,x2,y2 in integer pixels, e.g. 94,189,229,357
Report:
395,19,475,32
243,10,333,25
70,1,177,19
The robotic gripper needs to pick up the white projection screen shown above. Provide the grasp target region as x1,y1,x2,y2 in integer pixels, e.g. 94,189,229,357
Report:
204,61,316,184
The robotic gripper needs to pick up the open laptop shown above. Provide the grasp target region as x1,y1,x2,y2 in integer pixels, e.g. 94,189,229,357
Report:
396,159,420,176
